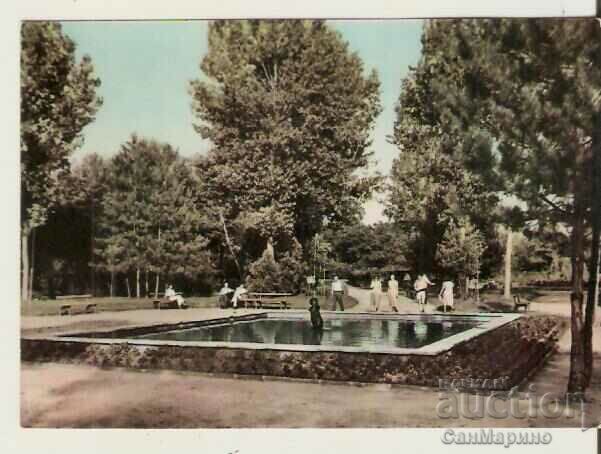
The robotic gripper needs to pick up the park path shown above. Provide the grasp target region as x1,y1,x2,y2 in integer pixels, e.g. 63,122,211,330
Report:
346,285,419,313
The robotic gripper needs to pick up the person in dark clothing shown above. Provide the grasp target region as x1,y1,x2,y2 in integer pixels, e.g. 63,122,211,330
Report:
309,297,324,330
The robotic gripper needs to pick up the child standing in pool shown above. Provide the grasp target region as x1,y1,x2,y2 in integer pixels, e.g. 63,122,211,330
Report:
308,297,324,330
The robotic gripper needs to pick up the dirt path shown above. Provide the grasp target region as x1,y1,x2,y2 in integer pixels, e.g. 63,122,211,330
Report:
21,352,601,428
346,285,439,313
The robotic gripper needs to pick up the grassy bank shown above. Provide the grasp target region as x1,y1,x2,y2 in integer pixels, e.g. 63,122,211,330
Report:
21,293,358,317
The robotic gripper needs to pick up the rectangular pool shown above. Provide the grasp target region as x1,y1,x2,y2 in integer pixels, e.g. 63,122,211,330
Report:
137,317,481,349
23,311,543,388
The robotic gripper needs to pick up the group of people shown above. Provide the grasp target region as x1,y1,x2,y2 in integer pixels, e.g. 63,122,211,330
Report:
414,274,455,312
166,271,456,315
369,275,400,312
218,282,247,309
368,273,455,313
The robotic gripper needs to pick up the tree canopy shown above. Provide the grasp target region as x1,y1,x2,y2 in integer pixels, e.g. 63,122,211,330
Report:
190,20,382,267
417,18,601,393
21,22,102,232
385,26,499,275
95,136,215,297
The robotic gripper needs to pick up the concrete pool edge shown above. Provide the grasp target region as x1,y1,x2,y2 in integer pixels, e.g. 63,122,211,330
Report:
21,313,563,389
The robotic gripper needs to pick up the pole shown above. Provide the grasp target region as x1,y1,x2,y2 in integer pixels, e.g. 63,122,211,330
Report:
476,254,480,304
29,228,35,304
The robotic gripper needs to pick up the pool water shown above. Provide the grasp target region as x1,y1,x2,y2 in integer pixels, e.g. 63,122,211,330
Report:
138,318,481,349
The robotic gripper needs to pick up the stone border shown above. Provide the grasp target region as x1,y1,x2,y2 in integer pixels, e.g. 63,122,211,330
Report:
21,314,563,389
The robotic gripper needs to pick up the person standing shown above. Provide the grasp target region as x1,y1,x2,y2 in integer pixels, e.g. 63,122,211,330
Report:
331,276,345,311
403,273,412,297
467,276,478,300
387,275,399,312
370,276,382,311
439,278,454,312
414,274,433,313
308,297,324,330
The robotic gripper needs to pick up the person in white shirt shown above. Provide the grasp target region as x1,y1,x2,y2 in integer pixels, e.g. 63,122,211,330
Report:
439,279,454,312
165,284,186,308
370,276,382,311
331,276,345,311
387,275,399,312
231,284,247,309
467,276,478,300
218,282,233,308
414,274,433,313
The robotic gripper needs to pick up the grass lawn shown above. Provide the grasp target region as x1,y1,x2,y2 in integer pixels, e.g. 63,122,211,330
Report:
22,293,358,316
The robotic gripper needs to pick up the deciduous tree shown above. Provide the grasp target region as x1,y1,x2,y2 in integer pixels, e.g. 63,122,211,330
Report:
20,22,102,304
190,20,382,275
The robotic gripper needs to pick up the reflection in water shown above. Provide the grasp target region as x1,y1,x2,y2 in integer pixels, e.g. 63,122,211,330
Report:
413,321,429,342
139,318,479,349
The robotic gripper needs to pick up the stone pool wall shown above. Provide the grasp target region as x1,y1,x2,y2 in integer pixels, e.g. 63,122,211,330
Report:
21,315,565,389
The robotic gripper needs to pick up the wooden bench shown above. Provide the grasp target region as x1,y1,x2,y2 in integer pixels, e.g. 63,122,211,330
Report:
258,300,290,310
239,292,293,310
153,299,188,309
59,303,97,316
513,295,530,312
56,294,93,300
237,297,263,309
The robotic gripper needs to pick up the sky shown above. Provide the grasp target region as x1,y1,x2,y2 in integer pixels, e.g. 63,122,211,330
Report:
61,20,424,223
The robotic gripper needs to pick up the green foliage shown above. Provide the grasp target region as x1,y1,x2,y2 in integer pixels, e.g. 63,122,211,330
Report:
324,222,408,274
190,20,382,258
436,217,486,281
424,19,601,225
277,238,305,292
385,33,499,273
245,249,281,292
245,240,304,293
95,136,215,289
21,22,102,232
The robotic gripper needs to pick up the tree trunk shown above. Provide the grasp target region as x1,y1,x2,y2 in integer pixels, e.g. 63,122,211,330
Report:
567,204,587,393
29,228,36,302
155,273,160,299
125,276,131,298
90,201,96,296
155,225,161,299
219,210,242,279
583,112,601,387
136,267,140,298
503,228,513,300
21,231,29,306
109,271,114,298
145,270,149,298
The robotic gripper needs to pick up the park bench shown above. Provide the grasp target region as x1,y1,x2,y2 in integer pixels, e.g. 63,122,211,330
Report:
513,295,531,312
258,300,290,310
238,292,292,309
237,295,262,309
56,294,93,300
153,298,188,309
59,303,98,316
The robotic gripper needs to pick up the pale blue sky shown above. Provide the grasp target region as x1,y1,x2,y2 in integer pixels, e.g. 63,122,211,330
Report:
62,20,424,222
